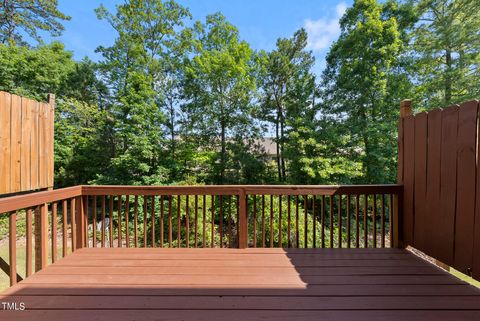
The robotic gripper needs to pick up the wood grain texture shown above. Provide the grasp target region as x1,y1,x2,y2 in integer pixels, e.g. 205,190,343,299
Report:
2,248,479,321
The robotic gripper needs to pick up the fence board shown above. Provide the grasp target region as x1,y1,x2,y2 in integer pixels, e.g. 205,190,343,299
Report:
424,109,442,259
402,116,415,246
437,106,459,266
0,91,54,195
0,92,11,193
10,94,22,193
454,100,478,274
413,112,427,251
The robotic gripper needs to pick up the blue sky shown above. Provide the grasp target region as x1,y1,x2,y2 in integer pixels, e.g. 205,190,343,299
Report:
51,0,351,75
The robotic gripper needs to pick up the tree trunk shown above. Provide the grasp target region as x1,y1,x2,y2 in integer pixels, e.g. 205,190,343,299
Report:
280,107,286,182
275,110,281,182
445,49,452,105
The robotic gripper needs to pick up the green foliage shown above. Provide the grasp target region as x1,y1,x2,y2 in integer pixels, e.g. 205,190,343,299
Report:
0,0,70,45
412,0,480,109
321,0,415,183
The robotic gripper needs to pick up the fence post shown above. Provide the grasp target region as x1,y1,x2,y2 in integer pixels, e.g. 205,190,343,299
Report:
238,188,248,249
395,99,412,248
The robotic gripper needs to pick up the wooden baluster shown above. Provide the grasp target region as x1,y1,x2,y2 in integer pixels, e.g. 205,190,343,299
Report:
262,195,266,248
270,195,274,248
211,195,216,248
177,195,181,248
202,195,206,248
219,195,223,248
295,196,299,248
329,196,333,248
37,204,48,270
125,195,130,248
143,195,148,248
355,195,360,248
109,196,114,248
287,195,291,248
92,196,97,248
61,202,67,257
9,211,17,286
373,194,377,248
150,195,154,247
321,195,325,248
82,196,87,247
252,195,257,248
228,195,233,248
26,208,33,275
389,194,394,247
75,196,84,250
364,194,368,248
238,190,248,249
101,196,106,248
278,195,282,247
381,194,385,248
338,195,342,248
160,195,164,248
312,195,316,248
194,195,198,248
168,195,173,248
347,195,351,248
117,195,122,248
71,200,77,252
304,195,308,248
51,202,57,262
185,195,190,248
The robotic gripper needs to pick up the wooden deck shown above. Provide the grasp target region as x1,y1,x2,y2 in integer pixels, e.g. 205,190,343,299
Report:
1,248,480,320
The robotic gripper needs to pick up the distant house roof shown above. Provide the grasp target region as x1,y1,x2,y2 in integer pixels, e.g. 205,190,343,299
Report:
256,137,277,156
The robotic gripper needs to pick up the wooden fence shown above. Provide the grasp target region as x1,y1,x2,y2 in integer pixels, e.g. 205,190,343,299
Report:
0,91,54,195
398,99,480,281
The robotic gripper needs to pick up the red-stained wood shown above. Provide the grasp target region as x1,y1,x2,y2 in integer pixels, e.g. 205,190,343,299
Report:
169,195,173,248
321,195,325,248
194,195,198,248
338,195,342,248
347,195,351,248
279,195,283,247
3,248,480,321
211,195,215,248
143,196,148,248
454,100,478,274
185,195,190,248
117,195,122,248
413,112,428,251
355,195,360,248
202,195,206,248
437,105,459,265
271,195,274,248
125,195,130,248
92,196,97,248
252,195,257,247
329,196,334,248
403,115,415,246
177,195,182,248
101,196,106,248
373,194,377,248
9,211,16,286
51,202,57,262
109,196,114,248
160,195,164,248
363,194,368,248
424,108,442,258
287,195,291,248
26,208,33,275
150,195,154,248
312,195,316,248
219,195,223,248
262,195,266,248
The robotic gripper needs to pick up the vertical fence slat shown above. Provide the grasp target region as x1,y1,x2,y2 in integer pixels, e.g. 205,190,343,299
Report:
304,195,308,248
169,196,173,247
321,195,325,248
117,196,122,248
211,195,215,248
143,195,148,248
363,194,368,248
381,194,385,248
228,195,232,248
329,196,333,248
413,112,428,252
271,195,275,248
287,195,291,248
338,195,342,248
194,195,198,248
252,195,257,248
109,196,114,248
92,196,97,248
312,195,316,248
178,195,182,248
202,195,206,248
219,195,223,248
186,195,190,248
262,195,266,248
373,194,377,248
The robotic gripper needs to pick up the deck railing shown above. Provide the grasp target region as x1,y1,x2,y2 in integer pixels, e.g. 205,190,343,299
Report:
0,184,402,287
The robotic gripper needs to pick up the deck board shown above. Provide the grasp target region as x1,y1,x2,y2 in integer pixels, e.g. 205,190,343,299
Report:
1,248,479,320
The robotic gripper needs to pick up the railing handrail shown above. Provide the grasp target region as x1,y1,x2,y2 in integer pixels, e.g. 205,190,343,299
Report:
0,186,82,214
81,184,403,196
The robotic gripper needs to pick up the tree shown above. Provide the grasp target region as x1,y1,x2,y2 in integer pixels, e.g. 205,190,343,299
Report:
411,0,480,108
257,29,313,182
0,0,70,45
321,0,415,183
94,0,191,185
183,13,260,184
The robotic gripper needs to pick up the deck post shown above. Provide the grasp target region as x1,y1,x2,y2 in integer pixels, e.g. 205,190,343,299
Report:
238,188,248,248
74,196,85,250
395,99,411,248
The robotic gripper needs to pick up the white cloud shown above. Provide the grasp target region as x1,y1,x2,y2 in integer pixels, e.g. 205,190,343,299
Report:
304,2,347,52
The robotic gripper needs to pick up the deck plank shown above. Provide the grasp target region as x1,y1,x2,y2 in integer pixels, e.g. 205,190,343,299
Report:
2,248,479,321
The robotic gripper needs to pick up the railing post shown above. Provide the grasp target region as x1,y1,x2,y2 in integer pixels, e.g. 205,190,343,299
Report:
238,188,248,249
34,204,48,271
396,99,411,248
74,196,85,250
